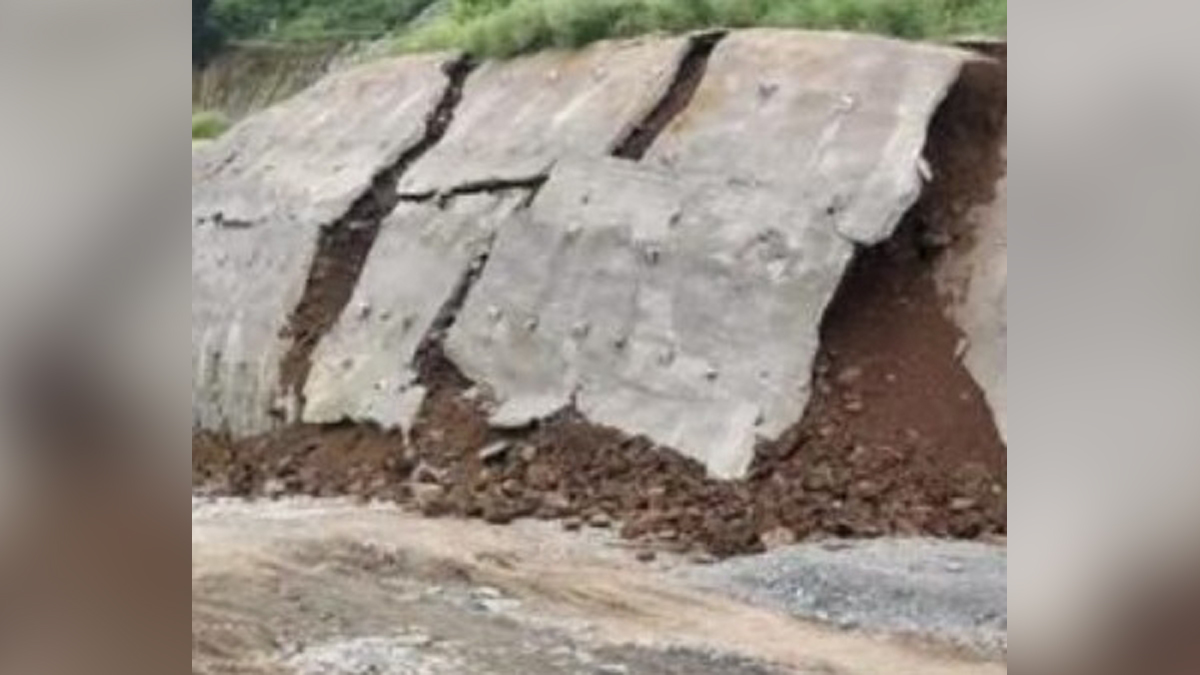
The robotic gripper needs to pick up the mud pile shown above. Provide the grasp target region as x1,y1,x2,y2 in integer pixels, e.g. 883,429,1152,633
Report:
193,30,1006,557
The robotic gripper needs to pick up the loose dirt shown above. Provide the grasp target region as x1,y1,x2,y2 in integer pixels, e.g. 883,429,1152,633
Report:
194,56,1007,559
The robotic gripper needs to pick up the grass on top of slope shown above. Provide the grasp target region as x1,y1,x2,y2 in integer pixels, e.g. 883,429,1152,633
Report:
395,0,1005,58
193,110,232,140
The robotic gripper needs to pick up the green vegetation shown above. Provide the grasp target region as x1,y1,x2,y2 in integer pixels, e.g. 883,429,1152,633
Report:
398,0,1006,58
195,0,226,66
193,0,1004,61
193,111,232,140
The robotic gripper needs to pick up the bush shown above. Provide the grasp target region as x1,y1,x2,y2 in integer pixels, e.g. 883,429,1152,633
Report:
398,0,1005,58
192,111,232,140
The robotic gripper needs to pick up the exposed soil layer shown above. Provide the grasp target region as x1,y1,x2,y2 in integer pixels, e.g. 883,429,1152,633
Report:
194,56,1007,559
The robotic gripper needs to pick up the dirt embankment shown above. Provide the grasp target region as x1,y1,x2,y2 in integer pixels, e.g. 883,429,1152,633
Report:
193,41,354,120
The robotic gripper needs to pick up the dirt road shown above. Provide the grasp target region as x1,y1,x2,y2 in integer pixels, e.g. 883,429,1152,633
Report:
193,499,1004,675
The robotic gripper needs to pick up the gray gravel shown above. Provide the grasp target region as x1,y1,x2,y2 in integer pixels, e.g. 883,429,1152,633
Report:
682,538,1007,659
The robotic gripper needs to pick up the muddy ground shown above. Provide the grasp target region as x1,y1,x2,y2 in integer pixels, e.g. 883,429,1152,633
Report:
193,498,1003,675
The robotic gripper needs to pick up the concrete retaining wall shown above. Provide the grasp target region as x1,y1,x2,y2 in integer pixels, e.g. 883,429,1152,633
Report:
192,30,1007,478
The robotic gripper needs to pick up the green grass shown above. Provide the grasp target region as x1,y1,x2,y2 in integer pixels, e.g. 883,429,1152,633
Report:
193,110,232,140
395,0,1006,58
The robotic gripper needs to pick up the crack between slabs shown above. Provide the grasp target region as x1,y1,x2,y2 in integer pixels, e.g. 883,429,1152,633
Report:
611,30,726,161
274,55,477,422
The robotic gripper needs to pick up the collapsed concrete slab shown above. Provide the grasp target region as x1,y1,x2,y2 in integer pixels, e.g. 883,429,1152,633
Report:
396,37,691,195
445,159,855,477
192,53,459,437
644,29,965,245
193,53,456,228
303,193,528,429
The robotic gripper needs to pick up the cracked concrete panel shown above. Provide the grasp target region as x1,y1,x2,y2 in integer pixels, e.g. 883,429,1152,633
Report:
644,29,966,245
940,152,1007,443
193,54,456,437
446,159,855,478
193,53,456,227
303,193,527,429
193,220,311,436
397,37,690,195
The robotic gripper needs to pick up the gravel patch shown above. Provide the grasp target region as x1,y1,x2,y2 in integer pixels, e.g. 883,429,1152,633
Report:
682,538,1006,659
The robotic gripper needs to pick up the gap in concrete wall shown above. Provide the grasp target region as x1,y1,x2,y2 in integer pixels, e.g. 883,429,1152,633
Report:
611,31,725,161
277,56,477,420
398,175,550,208
412,186,547,387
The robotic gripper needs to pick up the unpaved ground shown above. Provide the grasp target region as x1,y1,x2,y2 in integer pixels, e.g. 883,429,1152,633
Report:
686,539,1007,659
193,498,1004,675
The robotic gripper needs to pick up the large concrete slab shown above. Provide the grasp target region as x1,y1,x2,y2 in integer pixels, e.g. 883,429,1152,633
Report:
939,146,1007,442
193,53,454,228
193,54,455,437
644,30,965,245
445,159,854,478
396,37,690,195
303,193,528,429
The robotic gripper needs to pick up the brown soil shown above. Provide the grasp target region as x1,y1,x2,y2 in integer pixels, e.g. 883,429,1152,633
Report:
194,56,1007,559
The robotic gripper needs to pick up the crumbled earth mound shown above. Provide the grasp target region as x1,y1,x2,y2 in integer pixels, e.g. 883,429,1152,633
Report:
193,46,1007,559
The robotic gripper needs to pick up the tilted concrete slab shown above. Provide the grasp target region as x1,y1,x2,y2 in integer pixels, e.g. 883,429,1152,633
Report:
940,146,1007,442
194,53,455,228
303,193,528,429
396,37,690,195
644,29,966,245
445,159,855,478
192,54,456,437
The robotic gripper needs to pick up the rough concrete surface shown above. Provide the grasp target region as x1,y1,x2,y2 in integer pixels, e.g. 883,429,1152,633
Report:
192,53,456,437
643,29,966,245
685,538,1007,659
303,193,526,429
193,52,455,228
193,499,1005,675
938,145,1007,442
397,36,690,195
446,158,855,477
